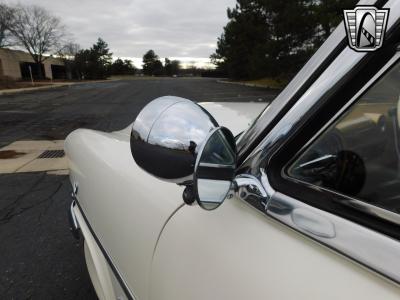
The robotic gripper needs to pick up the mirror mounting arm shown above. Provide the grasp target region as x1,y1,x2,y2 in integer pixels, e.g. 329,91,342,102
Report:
182,185,196,205
232,174,272,211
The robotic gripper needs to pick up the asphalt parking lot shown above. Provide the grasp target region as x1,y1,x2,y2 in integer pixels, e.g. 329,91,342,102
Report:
0,77,278,299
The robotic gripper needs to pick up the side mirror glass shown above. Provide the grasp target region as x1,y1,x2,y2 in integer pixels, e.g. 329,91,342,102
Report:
194,127,237,210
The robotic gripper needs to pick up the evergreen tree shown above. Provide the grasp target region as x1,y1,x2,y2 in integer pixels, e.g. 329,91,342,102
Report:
211,0,268,79
111,58,137,75
75,38,113,80
164,58,181,76
212,0,358,80
142,50,163,76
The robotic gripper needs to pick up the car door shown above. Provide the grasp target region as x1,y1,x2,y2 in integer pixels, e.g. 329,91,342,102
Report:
149,18,400,300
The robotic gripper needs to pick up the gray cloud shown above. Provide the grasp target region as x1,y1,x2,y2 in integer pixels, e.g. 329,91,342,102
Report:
6,0,235,66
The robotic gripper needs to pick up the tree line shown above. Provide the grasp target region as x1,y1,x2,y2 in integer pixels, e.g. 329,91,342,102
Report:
211,0,358,80
142,50,181,76
1,1,356,81
0,3,183,80
69,41,182,79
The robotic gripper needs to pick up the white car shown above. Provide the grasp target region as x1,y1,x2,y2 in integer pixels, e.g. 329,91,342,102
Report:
66,2,400,299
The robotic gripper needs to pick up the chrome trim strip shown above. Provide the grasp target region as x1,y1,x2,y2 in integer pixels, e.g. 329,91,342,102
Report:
68,200,80,240
266,191,400,284
238,170,400,283
72,198,136,300
70,201,79,230
198,162,235,169
284,176,400,227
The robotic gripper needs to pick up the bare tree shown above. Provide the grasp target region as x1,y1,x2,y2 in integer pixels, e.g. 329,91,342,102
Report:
58,42,80,60
57,42,80,79
0,3,16,48
9,5,66,79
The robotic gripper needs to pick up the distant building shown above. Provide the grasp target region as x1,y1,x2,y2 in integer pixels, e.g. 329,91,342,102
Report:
0,48,65,80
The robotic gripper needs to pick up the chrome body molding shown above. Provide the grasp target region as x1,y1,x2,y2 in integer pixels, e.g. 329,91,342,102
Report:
68,200,80,240
236,169,400,284
71,196,136,300
198,162,235,169
266,191,400,284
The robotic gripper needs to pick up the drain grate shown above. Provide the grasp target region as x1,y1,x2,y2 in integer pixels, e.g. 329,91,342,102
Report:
38,150,65,159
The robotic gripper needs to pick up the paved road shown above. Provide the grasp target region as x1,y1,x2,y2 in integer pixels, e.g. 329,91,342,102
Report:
0,78,278,299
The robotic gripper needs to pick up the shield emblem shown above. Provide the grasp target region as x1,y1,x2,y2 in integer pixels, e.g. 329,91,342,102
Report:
343,6,389,52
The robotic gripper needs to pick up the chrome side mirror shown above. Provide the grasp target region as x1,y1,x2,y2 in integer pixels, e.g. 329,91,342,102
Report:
130,96,238,210
130,96,218,184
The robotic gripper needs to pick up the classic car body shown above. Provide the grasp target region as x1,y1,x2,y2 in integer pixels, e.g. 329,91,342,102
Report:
66,0,400,299
65,101,265,300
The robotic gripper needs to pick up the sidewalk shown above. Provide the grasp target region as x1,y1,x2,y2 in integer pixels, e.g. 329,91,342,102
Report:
0,140,68,175
0,82,76,96
0,79,116,96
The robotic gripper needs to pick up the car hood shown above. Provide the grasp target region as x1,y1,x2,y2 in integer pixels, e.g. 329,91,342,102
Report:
115,102,267,138
199,102,266,136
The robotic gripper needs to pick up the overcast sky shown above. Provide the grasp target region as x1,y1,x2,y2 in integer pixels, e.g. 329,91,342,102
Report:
7,0,236,67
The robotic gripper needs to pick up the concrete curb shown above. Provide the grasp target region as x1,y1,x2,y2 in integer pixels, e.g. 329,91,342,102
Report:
0,79,117,96
0,83,75,96
217,80,278,89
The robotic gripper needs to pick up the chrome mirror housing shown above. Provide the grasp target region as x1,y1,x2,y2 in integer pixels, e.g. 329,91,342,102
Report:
130,96,218,184
131,96,239,210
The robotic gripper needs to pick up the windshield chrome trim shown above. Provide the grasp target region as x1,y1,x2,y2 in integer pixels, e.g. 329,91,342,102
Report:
237,0,398,163
288,53,400,163
236,0,384,161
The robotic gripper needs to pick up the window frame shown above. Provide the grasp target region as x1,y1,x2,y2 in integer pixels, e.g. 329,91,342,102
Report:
267,45,400,240
285,53,400,224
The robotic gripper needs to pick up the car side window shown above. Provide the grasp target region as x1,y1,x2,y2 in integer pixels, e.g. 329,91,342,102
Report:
288,61,400,214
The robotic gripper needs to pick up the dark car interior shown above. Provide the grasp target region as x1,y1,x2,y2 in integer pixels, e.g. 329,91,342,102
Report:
289,62,400,215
